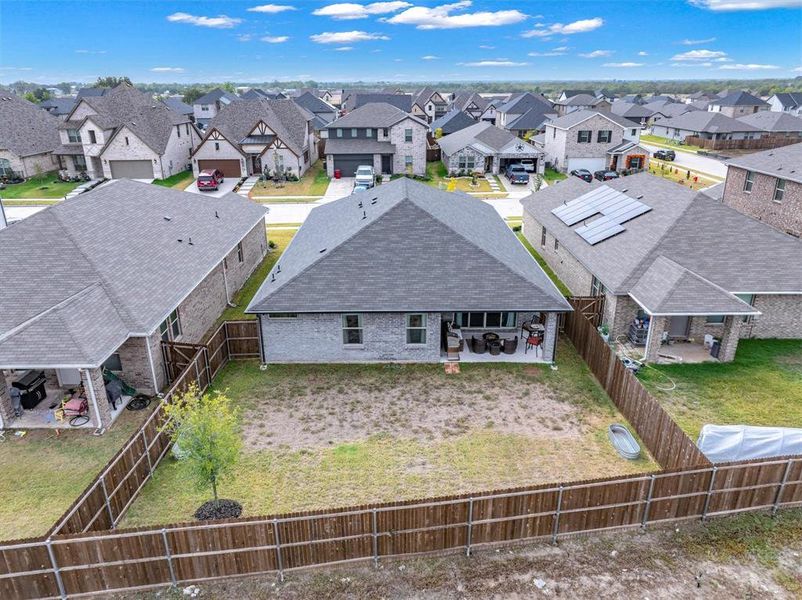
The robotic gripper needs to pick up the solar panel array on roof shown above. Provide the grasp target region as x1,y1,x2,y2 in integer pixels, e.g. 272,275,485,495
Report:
551,184,652,245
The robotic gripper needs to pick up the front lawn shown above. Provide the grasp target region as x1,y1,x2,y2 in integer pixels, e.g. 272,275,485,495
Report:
641,134,704,154
0,172,80,199
425,162,494,193
250,162,329,197
216,228,296,323
0,407,156,540
639,339,802,440
119,340,656,528
152,170,194,190
516,232,572,296
543,168,567,184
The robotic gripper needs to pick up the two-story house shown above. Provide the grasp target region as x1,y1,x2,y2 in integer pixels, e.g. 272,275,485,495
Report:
767,92,802,117
708,91,769,118
495,92,554,130
411,88,449,123
553,94,610,117
449,92,489,120
721,142,802,238
322,103,428,177
191,97,317,179
0,94,60,179
53,83,201,180
193,88,240,129
543,110,647,173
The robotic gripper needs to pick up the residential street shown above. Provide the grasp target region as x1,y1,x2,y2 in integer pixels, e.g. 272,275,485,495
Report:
642,143,728,180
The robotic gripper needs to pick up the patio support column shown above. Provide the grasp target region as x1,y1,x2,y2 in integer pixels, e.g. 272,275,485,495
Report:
718,316,743,362
0,376,13,426
644,317,668,363
82,367,112,428
542,313,559,363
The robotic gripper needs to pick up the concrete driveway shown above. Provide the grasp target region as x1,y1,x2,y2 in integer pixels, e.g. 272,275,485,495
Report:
185,176,239,198
322,177,356,201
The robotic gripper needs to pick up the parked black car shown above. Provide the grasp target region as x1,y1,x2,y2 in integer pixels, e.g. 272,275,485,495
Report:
570,169,593,183
653,149,676,161
593,170,620,181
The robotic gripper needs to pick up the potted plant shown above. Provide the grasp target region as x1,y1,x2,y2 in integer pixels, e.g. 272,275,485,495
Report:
598,323,610,343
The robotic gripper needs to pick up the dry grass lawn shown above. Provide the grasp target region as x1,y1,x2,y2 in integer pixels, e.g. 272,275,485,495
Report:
120,341,656,528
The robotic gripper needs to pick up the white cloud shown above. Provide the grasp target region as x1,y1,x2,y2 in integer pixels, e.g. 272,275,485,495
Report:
637,51,648,56
794,66,802,72
150,67,185,73
313,2,411,19
459,60,528,67
0,66,33,71
719,63,781,70
166,12,242,29
386,1,527,29
421,55,440,60
671,61,713,67
261,35,289,43
603,62,644,67
689,0,801,10
479,44,495,49
247,4,297,13
671,49,728,61
75,49,107,54
334,46,354,51
522,17,603,38
309,30,390,43
237,34,254,41
680,37,717,45
529,47,569,57
579,49,613,58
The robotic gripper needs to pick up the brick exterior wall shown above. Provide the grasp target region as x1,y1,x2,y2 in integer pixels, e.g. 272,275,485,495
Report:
100,127,157,179
442,146,487,175
604,294,643,341
0,150,57,179
192,137,247,177
544,114,627,173
522,211,588,297
389,118,427,176
158,124,200,178
747,294,802,338
0,377,12,424
722,165,802,237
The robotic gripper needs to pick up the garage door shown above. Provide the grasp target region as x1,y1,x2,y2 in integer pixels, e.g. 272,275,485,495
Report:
198,159,241,178
333,155,373,176
566,157,605,173
109,160,154,179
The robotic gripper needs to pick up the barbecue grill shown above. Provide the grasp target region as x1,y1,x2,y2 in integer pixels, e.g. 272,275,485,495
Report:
12,370,47,409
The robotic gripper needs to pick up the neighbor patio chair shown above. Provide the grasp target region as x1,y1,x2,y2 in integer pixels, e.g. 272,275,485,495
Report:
472,335,487,354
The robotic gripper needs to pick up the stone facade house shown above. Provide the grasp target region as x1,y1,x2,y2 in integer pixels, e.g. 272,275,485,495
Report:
544,110,647,173
0,93,60,179
0,180,267,430
522,173,802,363
721,142,802,238
437,121,544,175
191,97,317,179
708,91,769,118
247,178,571,364
411,88,449,123
322,103,428,177
193,88,240,128
53,83,201,180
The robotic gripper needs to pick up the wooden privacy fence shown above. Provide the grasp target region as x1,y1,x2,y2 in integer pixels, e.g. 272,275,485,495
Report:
562,298,710,470
684,135,802,151
2,456,801,599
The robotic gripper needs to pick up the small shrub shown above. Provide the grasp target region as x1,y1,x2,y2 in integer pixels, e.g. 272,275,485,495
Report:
268,240,277,250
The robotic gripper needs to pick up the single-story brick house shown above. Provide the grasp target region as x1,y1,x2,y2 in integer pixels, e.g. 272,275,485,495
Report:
438,121,545,175
247,178,571,364
0,180,267,429
0,93,60,178
522,173,802,363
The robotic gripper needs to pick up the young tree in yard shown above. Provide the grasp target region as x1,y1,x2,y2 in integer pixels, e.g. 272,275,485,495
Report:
162,384,242,502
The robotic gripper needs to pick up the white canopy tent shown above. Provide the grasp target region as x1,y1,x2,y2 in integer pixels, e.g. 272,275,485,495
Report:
697,424,802,463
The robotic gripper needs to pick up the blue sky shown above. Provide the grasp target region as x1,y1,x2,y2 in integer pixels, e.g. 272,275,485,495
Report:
1,0,801,84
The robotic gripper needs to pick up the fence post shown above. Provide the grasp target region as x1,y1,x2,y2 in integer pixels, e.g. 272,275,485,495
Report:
46,538,67,600
100,475,115,529
273,518,285,583
702,466,718,522
161,528,177,587
551,486,564,545
142,428,154,476
203,346,212,390
225,321,232,361
641,474,656,531
772,459,793,516
371,509,379,567
193,355,202,390
465,498,474,557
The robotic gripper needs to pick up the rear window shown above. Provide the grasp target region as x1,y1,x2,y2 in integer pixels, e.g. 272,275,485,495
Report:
198,175,213,182
510,165,525,171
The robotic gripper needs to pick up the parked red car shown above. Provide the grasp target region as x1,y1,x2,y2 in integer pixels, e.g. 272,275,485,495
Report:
197,169,224,191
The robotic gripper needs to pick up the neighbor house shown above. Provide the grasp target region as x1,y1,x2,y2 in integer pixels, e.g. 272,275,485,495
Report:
0,94,60,179
348,92,412,114
708,91,769,118
522,173,802,363
505,104,555,139
247,178,571,364
411,88,450,123
162,96,194,121
321,102,428,177
735,111,802,142
610,100,654,126
293,91,338,131
430,109,477,136
651,111,763,144
39,97,77,120
449,92,490,120
193,88,240,128
721,142,802,238
496,92,554,129
553,94,610,117
53,83,201,180
543,110,648,173
767,92,802,116
438,121,544,175
643,101,699,126
0,180,267,429
191,97,317,179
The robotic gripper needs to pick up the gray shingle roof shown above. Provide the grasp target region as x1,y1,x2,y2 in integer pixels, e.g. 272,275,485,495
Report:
0,94,61,158
326,103,425,129
644,101,697,118
247,178,570,314
656,111,761,134
353,93,412,113
522,173,802,300
205,97,311,156
40,97,77,116
497,92,553,115
725,142,802,185
629,256,757,316
736,111,802,133
556,94,600,107
430,109,477,135
713,91,769,107
437,122,530,156
162,96,193,115
610,101,654,119
547,109,640,131
324,138,395,154
195,88,240,105
293,91,337,116
506,106,554,131
0,180,267,368
771,92,802,109
451,92,489,113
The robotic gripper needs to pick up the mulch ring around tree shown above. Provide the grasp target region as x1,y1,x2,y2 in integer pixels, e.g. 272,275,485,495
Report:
195,499,243,521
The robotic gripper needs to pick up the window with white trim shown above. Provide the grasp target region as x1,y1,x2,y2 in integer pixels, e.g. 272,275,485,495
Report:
342,314,363,345
454,312,516,328
159,309,181,341
743,170,755,193
774,179,786,202
67,129,81,143
404,128,413,142
405,314,427,344
597,130,612,143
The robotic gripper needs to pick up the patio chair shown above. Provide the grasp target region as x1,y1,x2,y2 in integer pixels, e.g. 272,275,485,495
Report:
472,335,487,354
502,336,518,354
525,334,541,355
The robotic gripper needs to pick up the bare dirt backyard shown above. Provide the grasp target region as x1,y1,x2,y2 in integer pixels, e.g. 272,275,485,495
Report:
120,340,656,528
